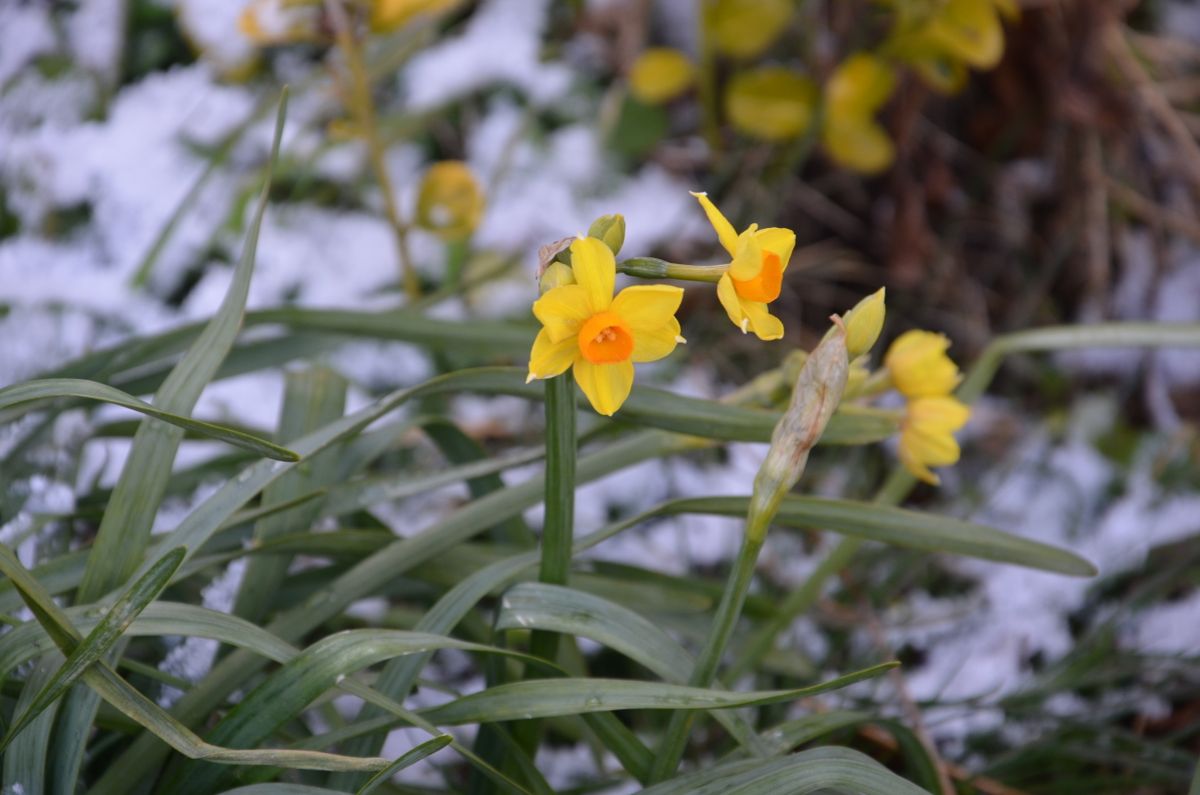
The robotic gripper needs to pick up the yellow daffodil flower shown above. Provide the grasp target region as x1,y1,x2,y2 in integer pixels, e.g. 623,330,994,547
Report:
704,0,793,59
725,67,817,141
416,161,485,240
887,0,1017,94
527,237,685,416
884,329,962,398
629,48,696,105
691,192,796,340
371,0,463,34
898,395,970,485
823,54,897,174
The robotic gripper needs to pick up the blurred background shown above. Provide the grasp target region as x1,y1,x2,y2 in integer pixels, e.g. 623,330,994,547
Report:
1,0,1199,792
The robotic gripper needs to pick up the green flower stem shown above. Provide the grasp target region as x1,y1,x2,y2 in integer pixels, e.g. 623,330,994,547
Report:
531,373,577,662
650,528,766,782
617,258,727,283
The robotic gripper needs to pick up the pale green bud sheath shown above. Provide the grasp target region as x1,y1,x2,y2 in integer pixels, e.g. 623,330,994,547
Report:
651,318,851,781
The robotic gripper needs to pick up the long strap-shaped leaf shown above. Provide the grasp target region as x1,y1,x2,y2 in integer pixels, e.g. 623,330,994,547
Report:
418,665,897,726
0,546,390,774
638,746,930,795
0,379,297,461
0,548,185,750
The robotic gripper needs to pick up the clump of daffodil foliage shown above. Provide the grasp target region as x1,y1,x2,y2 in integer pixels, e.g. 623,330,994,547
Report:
6,3,1196,795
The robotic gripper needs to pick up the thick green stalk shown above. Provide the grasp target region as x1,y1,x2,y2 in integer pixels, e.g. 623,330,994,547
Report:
618,257,726,283
531,374,577,662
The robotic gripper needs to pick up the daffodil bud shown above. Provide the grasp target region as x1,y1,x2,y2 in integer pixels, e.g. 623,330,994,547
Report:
587,214,626,257
843,287,886,358
747,320,849,541
539,261,576,295
415,161,484,241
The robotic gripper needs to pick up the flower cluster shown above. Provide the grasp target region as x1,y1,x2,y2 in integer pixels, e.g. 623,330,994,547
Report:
527,193,969,485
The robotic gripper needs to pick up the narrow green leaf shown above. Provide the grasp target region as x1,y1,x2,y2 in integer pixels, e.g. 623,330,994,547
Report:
1,548,186,750
0,380,299,461
355,734,452,794
663,495,1097,577
218,787,345,795
420,665,897,725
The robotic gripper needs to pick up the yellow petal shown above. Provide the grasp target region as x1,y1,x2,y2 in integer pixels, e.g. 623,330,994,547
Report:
532,284,593,344
908,396,971,432
843,287,886,358
741,299,785,341
753,227,796,271
574,359,635,416
704,0,793,60
823,117,895,174
610,285,685,363
716,273,748,331
691,192,739,256
899,443,941,485
725,67,817,141
826,53,897,118
527,328,578,381
728,228,764,280
904,425,962,465
570,236,615,313
929,0,1004,69
629,48,695,105
885,330,962,397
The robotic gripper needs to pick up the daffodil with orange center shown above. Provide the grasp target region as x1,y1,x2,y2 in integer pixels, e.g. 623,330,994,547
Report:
691,192,796,341
527,237,685,416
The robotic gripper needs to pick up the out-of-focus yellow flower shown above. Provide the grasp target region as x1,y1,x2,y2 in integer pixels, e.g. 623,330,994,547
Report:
528,237,685,416
691,192,796,340
843,288,886,358
823,54,897,174
237,0,318,46
704,0,793,59
887,0,1017,94
629,48,695,105
371,0,463,33
898,395,970,485
415,161,485,240
725,67,817,141
884,330,962,398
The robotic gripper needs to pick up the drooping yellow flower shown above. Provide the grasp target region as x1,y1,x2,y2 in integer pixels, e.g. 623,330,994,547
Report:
884,329,962,398
704,0,793,59
371,0,463,34
629,48,696,105
691,192,796,340
898,395,970,485
725,67,817,141
886,0,1017,94
822,54,897,174
527,237,685,416
416,161,485,240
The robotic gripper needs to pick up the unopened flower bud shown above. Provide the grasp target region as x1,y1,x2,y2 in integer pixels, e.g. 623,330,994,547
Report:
587,214,626,256
539,261,576,294
416,161,484,241
748,320,849,541
843,287,886,358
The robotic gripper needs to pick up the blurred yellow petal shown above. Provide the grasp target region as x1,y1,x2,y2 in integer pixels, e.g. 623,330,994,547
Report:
928,0,1004,69
371,0,462,33
823,117,895,174
704,0,793,59
691,192,739,256
570,236,616,313
726,67,817,141
532,285,593,344
629,48,695,105
897,395,971,484
527,328,578,381
885,330,962,397
827,53,896,118
415,161,484,240
908,55,969,94
574,359,635,416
